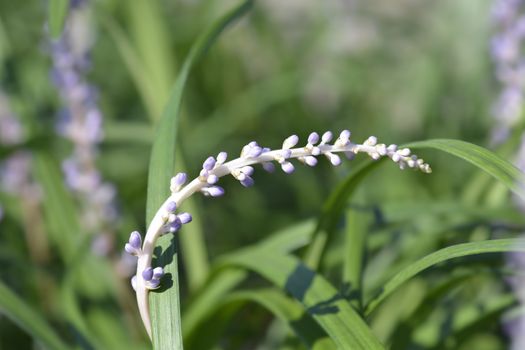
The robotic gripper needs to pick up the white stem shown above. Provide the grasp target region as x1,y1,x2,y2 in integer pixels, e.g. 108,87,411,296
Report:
134,138,431,338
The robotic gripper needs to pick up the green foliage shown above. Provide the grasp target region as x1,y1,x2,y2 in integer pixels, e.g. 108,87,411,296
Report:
1,1,524,349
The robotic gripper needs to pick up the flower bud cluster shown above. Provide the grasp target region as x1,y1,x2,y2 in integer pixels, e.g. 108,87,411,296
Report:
126,130,431,338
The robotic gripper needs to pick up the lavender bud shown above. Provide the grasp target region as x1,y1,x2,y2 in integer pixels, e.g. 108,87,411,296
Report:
327,153,341,166
142,267,154,281
128,231,142,249
240,176,255,187
345,151,356,160
166,201,177,213
283,135,299,149
304,156,318,167
170,173,187,192
203,156,216,171
321,131,333,144
207,174,219,184
262,162,275,173
148,279,161,289
308,132,320,145
168,219,182,233
178,212,192,224
216,151,228,164
281,161,295,174
202,186,225,197
152,267,164,279
399,148,411,156
246,145,263,158
241,166,254,176
366,136,378,146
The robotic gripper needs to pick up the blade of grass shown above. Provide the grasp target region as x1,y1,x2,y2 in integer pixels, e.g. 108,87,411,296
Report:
407,139,525,199
365,239,525,315
146,1,254,348
48,0,68,38
218,249,385,349
0,281,69,350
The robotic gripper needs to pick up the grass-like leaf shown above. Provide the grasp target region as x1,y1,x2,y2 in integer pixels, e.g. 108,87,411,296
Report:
407,139,525,199
0,281,68,350
219,249,385,349
48,0,68,38
145,1,254,348
365,239,525,315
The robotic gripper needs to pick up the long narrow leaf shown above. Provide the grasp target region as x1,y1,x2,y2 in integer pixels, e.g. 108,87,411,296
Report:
0,281,68,350
146,1,254,348
407,139,525,199
219,249,385,349
365,239,525,315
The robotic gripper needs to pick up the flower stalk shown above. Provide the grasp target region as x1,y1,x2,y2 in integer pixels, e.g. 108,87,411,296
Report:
125,130,432,338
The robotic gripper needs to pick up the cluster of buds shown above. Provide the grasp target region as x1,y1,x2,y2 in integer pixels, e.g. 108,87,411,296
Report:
125,130,432,338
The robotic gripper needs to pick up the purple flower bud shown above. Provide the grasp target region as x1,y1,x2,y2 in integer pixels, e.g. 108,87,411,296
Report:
240,176,254,187
241,166,254,176
345,151,356,160
207,174,219,184
178,212,192,224
203,156,216,171
340,130,351,141
152,267,164,279
304,156,318,167
148,279,161,289
202,186,225,197
321,131,333,144
166,201,177,213
216,152,228,164
262,162,275,173
171,173,187,192
128,231,142,249
308,132,319,145
327,153,341,166
281,161,295,174
142,267,154,281
246,145,263,158
282,135,299,149
168,219,182,233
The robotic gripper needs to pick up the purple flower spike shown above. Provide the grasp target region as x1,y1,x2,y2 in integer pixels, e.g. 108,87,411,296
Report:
202,186,225,197
166,201,177,213
178,212,192,224
281,161,295,174
203,156,216,171
142,267,154,281
308,132,320,145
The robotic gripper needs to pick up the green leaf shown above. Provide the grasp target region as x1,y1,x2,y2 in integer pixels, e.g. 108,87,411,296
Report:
407,139,525,199
146,1,254,348
219,249,385,349
48,0,69,38
0,281,68,350
365,239,525,315
304,160,384,268
223,289,333,349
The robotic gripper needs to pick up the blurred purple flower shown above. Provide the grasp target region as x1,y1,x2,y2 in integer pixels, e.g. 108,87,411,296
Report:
49,0,119,254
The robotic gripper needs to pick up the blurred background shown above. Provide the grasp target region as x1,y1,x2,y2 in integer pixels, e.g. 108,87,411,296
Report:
1,0,524,349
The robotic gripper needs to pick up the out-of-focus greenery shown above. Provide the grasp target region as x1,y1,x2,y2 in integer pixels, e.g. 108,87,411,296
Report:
1,0,524,349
